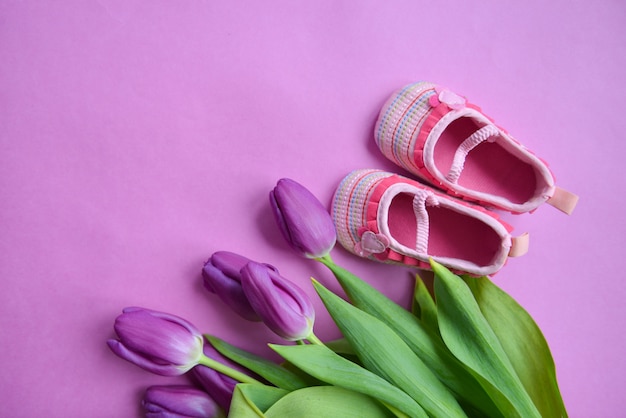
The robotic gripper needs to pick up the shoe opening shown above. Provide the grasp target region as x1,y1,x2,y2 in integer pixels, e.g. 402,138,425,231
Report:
434,116,540,205
387,192,502,267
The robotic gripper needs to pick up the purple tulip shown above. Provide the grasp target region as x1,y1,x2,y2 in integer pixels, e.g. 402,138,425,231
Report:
270,178,337,259
191,339,241,411
107,307,204,376
240,261,315,341
142,385,224,418
202,251,262,322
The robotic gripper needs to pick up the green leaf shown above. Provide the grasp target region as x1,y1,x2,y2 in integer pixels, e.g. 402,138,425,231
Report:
323,337,360,365
271,343,427,418
324,337,355,356
312,279,467,418
205,335,311,391
464,275,568,418
264,386,396,418
276,359,326,387
228,384,288,418
431,260,541,418
412,273,438,332
319,259,502,418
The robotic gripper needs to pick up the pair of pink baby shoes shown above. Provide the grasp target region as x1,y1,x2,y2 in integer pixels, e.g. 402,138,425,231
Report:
332,81,578,276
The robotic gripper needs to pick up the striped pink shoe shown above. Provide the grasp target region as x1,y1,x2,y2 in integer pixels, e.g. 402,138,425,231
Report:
331,169,529,276
375,82,578,214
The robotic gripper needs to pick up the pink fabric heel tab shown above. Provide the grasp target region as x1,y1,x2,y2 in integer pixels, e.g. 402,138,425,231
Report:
547,187,579,215
508,232,529,257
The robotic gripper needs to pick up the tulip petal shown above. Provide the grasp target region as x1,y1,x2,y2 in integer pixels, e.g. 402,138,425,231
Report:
203,264,260,321
269,190,294,247
143,385,222,418
107,340,182,376
209,252,250,279
109,308,204,376
192,366,236,412
191,338,243,411
241,262,314,341
270,178,336,258
114,311,202,367
132,307,201,336
202,252,261,322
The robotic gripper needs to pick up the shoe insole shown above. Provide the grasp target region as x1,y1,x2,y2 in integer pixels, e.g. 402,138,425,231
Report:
387,192,501,266
433,117,537,204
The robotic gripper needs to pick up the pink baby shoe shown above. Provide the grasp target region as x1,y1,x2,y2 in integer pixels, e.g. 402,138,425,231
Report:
374,82,578,214
331,169,529,276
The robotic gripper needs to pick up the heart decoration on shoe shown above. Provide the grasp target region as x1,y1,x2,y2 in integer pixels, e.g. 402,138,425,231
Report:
354,230,390,257
428,87,466,110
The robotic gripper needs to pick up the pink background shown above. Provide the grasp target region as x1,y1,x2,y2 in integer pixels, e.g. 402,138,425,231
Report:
1,1,624,417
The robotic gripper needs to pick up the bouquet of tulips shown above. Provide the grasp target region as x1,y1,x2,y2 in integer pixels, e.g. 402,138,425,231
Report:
107,179,567,418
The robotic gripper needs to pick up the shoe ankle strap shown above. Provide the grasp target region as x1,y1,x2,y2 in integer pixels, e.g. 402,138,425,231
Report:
412,190,439,254
446,124,499,184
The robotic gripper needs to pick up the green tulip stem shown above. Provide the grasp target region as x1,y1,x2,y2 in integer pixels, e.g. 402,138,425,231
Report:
306,331,325,346
198,354,262,385
310,254,336,347
316,254,334,266
308,254,335,348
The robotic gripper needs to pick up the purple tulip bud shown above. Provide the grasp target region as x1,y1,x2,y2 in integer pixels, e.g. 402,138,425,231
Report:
107,307,204,376
270,178,337,259
190,339,241,411
142,385,223,418
240,261,315,341
202,251,261,322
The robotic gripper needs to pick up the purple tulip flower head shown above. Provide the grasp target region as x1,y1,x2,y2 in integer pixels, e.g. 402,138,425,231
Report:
270,178,337,259
240,261,315,341
190,338,242,411
202,251,261,322
142,385,224,418
107,307,204,376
